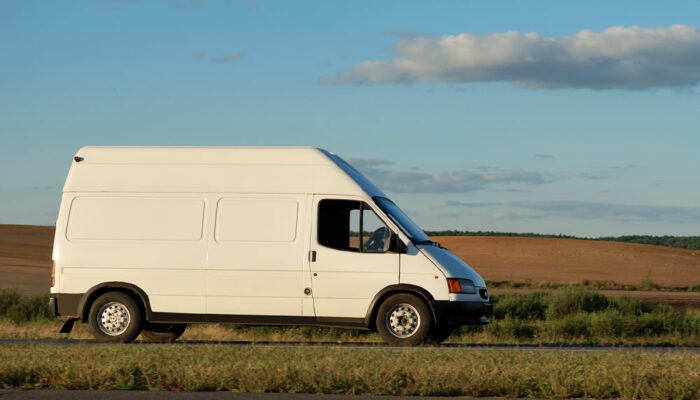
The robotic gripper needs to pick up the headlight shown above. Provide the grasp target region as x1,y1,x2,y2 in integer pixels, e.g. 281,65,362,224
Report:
446,278,477,294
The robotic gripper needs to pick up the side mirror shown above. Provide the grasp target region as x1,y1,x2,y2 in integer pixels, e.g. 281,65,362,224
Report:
389,233,407,254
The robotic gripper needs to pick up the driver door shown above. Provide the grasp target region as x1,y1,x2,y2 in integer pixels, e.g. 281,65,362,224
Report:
309,196,399,318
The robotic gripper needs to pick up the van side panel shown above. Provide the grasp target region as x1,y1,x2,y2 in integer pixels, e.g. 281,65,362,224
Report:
57,194,208,314
66,197,204,241
399,245,450,302
205,195,308,316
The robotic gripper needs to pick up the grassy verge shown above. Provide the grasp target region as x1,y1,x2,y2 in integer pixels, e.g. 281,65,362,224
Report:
1,318,699,346
1,344,699,398
2,287,700,345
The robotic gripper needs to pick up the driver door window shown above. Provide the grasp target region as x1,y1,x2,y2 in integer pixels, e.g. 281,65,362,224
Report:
318,199,391,254
361,206,390,253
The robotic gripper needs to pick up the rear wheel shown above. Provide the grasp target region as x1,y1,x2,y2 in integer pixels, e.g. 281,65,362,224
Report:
141,323,187,342
88,292,142,343
376,293,431,346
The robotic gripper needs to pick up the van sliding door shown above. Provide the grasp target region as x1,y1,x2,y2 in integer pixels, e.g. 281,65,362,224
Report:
205,194,308,316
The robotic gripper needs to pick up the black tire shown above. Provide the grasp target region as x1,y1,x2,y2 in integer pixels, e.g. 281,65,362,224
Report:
376,293,432,346
87,292,142,343
428,325,454,344
140,323,187,343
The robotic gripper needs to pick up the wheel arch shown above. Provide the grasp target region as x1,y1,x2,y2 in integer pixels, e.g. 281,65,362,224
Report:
79,282,152,322
364,284,438,331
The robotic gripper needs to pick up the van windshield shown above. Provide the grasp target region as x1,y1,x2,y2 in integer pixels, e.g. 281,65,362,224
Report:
373,197,432,245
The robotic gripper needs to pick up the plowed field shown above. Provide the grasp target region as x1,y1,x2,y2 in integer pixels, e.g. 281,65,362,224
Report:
1,225,698,308
435,236,699,287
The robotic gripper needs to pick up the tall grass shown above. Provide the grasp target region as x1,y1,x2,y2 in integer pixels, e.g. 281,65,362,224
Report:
2,287,699,345
0,289,48,323
476,286,700,341
1,344,699,398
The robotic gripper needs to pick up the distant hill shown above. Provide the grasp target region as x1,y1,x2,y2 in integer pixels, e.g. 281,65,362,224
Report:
425,230,700,250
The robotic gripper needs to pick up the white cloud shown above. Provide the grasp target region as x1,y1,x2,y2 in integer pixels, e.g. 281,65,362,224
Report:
347,158,544,193
328,25,700,90
432,200,500,208
534,154,554,159
501,201,700,223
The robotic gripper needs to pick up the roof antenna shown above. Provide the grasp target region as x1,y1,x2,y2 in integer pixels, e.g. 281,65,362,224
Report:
74,156,84,162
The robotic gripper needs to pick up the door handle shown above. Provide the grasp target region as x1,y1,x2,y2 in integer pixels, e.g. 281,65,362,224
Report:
310,250,316,262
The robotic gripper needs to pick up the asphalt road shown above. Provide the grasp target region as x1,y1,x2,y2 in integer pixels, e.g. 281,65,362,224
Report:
0,338,698,352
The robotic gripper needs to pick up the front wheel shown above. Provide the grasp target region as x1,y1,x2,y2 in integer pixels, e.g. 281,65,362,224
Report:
88,292,142,343
141,323,187,342
376,293,432,346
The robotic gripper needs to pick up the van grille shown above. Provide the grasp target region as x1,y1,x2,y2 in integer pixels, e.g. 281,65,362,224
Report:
479,288,489,300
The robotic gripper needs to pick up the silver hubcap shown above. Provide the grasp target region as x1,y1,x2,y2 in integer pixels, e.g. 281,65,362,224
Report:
386,303,420,338
97,302,131,336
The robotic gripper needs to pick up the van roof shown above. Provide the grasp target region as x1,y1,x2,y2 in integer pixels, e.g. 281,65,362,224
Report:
75,146,331,165
64,146,386,197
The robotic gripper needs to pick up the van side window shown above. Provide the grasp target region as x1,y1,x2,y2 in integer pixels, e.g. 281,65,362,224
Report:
318,199,391,253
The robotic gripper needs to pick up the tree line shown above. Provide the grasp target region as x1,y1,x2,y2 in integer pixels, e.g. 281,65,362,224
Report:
424,230,700,250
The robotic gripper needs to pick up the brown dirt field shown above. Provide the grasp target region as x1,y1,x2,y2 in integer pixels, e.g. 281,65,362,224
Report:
434,236,700,288
1,225,698,307
0,225,54,295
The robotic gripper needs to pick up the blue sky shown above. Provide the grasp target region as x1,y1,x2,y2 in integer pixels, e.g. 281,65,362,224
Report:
1,0,699,236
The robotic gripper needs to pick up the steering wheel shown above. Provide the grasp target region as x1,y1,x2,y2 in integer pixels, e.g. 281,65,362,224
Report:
363,227,389,252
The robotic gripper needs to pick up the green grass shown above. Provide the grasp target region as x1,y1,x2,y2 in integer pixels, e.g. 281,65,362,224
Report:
0,289,49,323
472,287,700,343
2,287,699,345
1,344,699,398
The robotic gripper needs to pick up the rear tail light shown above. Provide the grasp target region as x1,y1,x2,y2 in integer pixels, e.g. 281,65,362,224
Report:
50,261,55,288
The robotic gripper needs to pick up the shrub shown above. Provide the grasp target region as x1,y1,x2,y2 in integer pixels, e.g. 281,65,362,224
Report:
486,317,536,339
588,309,626,337
639,273,661,291
610,296,651,316
492,291,550,320
546,313,590,338
546,286,609,319
5,295,49,323
0,290,21,315
0,291,49,323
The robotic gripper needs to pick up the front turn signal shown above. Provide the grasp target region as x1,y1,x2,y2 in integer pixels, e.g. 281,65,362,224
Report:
447,278,461,293
447,278,477,294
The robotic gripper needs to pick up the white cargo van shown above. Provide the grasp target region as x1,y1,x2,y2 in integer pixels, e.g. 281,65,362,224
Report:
48,147,492,345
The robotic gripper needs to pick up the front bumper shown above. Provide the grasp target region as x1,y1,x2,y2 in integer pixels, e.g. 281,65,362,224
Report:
434,300,493,326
